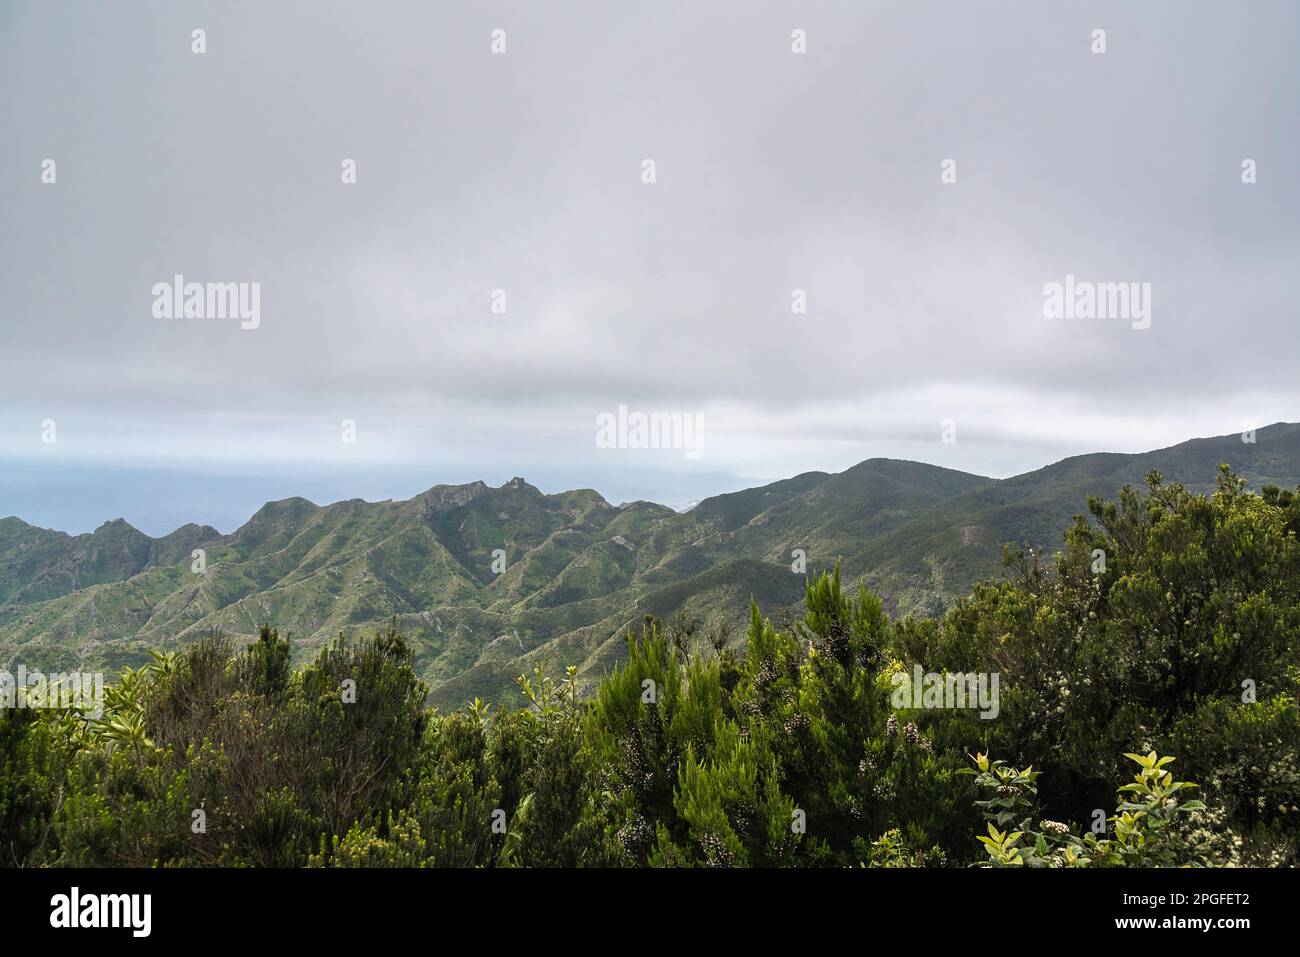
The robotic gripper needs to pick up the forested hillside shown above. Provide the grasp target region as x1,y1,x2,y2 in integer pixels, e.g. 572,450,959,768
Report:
4,467,1297,867
3,424,1299,710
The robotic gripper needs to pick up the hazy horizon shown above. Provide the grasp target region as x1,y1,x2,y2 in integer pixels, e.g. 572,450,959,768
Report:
3,1,1298,535
5,419,1295,538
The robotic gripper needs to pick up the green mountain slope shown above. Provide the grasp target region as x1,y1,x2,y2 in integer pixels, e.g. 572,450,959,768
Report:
2,423,1297,708
0,516,219,606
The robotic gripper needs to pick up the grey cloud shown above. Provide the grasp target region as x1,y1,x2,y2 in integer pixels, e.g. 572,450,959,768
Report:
1,0,1297,531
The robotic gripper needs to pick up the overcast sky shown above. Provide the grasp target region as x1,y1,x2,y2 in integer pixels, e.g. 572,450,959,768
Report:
2,0,1298,535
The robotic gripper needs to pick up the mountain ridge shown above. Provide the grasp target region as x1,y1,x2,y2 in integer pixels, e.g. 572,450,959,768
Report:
3,422,1298,707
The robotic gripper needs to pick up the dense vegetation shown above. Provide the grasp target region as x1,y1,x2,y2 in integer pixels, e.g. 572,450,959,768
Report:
3,468,1298,867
